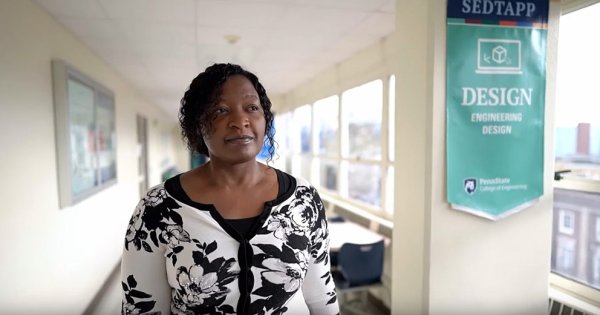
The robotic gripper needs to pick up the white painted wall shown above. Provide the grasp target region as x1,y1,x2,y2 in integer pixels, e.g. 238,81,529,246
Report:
0,1,187,313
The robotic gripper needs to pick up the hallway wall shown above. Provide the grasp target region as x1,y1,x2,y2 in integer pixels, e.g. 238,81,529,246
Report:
0,1,187,313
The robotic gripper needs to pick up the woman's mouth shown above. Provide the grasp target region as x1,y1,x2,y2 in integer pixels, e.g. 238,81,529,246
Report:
225,135,254,144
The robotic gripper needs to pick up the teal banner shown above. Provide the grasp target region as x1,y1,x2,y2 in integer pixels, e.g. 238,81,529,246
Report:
446,0,548,220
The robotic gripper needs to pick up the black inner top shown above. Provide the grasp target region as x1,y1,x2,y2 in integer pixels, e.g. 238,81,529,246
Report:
164,168,293,238
225,216,260,238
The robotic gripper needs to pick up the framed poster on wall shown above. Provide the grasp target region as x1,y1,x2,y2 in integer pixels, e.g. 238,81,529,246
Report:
52,60,117,208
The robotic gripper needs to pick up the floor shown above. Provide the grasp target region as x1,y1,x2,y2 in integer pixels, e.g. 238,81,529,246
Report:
338,292,389,315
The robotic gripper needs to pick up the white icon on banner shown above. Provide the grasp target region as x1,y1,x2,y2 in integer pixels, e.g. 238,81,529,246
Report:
464,178,478,195
476,38,522,75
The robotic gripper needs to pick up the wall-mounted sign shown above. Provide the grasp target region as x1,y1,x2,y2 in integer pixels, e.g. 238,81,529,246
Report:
446,0,549,220
52,60,117,208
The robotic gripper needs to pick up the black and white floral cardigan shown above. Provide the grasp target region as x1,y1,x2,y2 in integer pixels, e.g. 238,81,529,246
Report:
121,170,339,315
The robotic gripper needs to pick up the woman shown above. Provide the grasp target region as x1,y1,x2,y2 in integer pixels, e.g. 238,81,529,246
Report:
121,63,339,315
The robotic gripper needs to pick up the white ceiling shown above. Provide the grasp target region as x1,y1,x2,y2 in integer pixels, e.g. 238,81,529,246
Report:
34,0,395,118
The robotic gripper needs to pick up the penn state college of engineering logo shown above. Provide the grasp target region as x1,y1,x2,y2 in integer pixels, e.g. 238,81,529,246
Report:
464,178,477,195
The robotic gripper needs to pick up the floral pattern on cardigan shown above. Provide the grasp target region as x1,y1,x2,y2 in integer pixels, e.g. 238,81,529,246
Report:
121,173,339,315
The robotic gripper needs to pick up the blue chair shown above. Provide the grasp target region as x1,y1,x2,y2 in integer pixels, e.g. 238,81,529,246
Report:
332,240,385,314
329,215,346,223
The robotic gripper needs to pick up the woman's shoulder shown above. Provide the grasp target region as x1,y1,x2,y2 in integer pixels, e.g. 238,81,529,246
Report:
275,168,311,188
137,181,181,211
141,182,168,201
131,182,185,227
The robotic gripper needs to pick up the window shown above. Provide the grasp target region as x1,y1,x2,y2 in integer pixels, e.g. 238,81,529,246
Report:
551,2,600,299
593,250,600,287
274,112,293,172
313,95,339,157
342,80,382,160
596,217,600,242
316,158,338,191
552,190,600,291
274,75,395,218
340,80,384,208
558,210,575,235
313,96,339,192
554,3,600,180
555,238,576,274
291,105,312,179
343,162,381,207
292,105,312,155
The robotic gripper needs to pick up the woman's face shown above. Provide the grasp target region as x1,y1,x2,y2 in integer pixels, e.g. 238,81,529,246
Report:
202,75,266,164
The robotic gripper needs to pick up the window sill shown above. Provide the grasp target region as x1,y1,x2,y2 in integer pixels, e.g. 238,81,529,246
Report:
549,273,600,311
319,192,394,230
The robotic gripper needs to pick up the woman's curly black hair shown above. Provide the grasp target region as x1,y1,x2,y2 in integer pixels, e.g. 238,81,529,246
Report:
179,63,276,162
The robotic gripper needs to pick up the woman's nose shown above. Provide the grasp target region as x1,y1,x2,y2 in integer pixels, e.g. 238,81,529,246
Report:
227,110,249,129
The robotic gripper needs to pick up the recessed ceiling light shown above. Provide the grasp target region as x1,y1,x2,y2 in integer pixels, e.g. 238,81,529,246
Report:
224,34,241,45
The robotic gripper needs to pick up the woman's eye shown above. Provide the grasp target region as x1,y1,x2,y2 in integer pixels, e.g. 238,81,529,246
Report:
214,107,228,114
248,105,260,112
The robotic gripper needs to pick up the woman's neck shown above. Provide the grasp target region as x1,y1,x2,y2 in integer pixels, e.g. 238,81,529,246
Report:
201,160,268,189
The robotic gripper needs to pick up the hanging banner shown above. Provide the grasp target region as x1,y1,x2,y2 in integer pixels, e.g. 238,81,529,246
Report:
446,0,549,220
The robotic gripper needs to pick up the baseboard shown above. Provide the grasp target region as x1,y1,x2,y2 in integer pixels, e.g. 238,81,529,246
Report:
82,260,121,315
368,291,391,314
